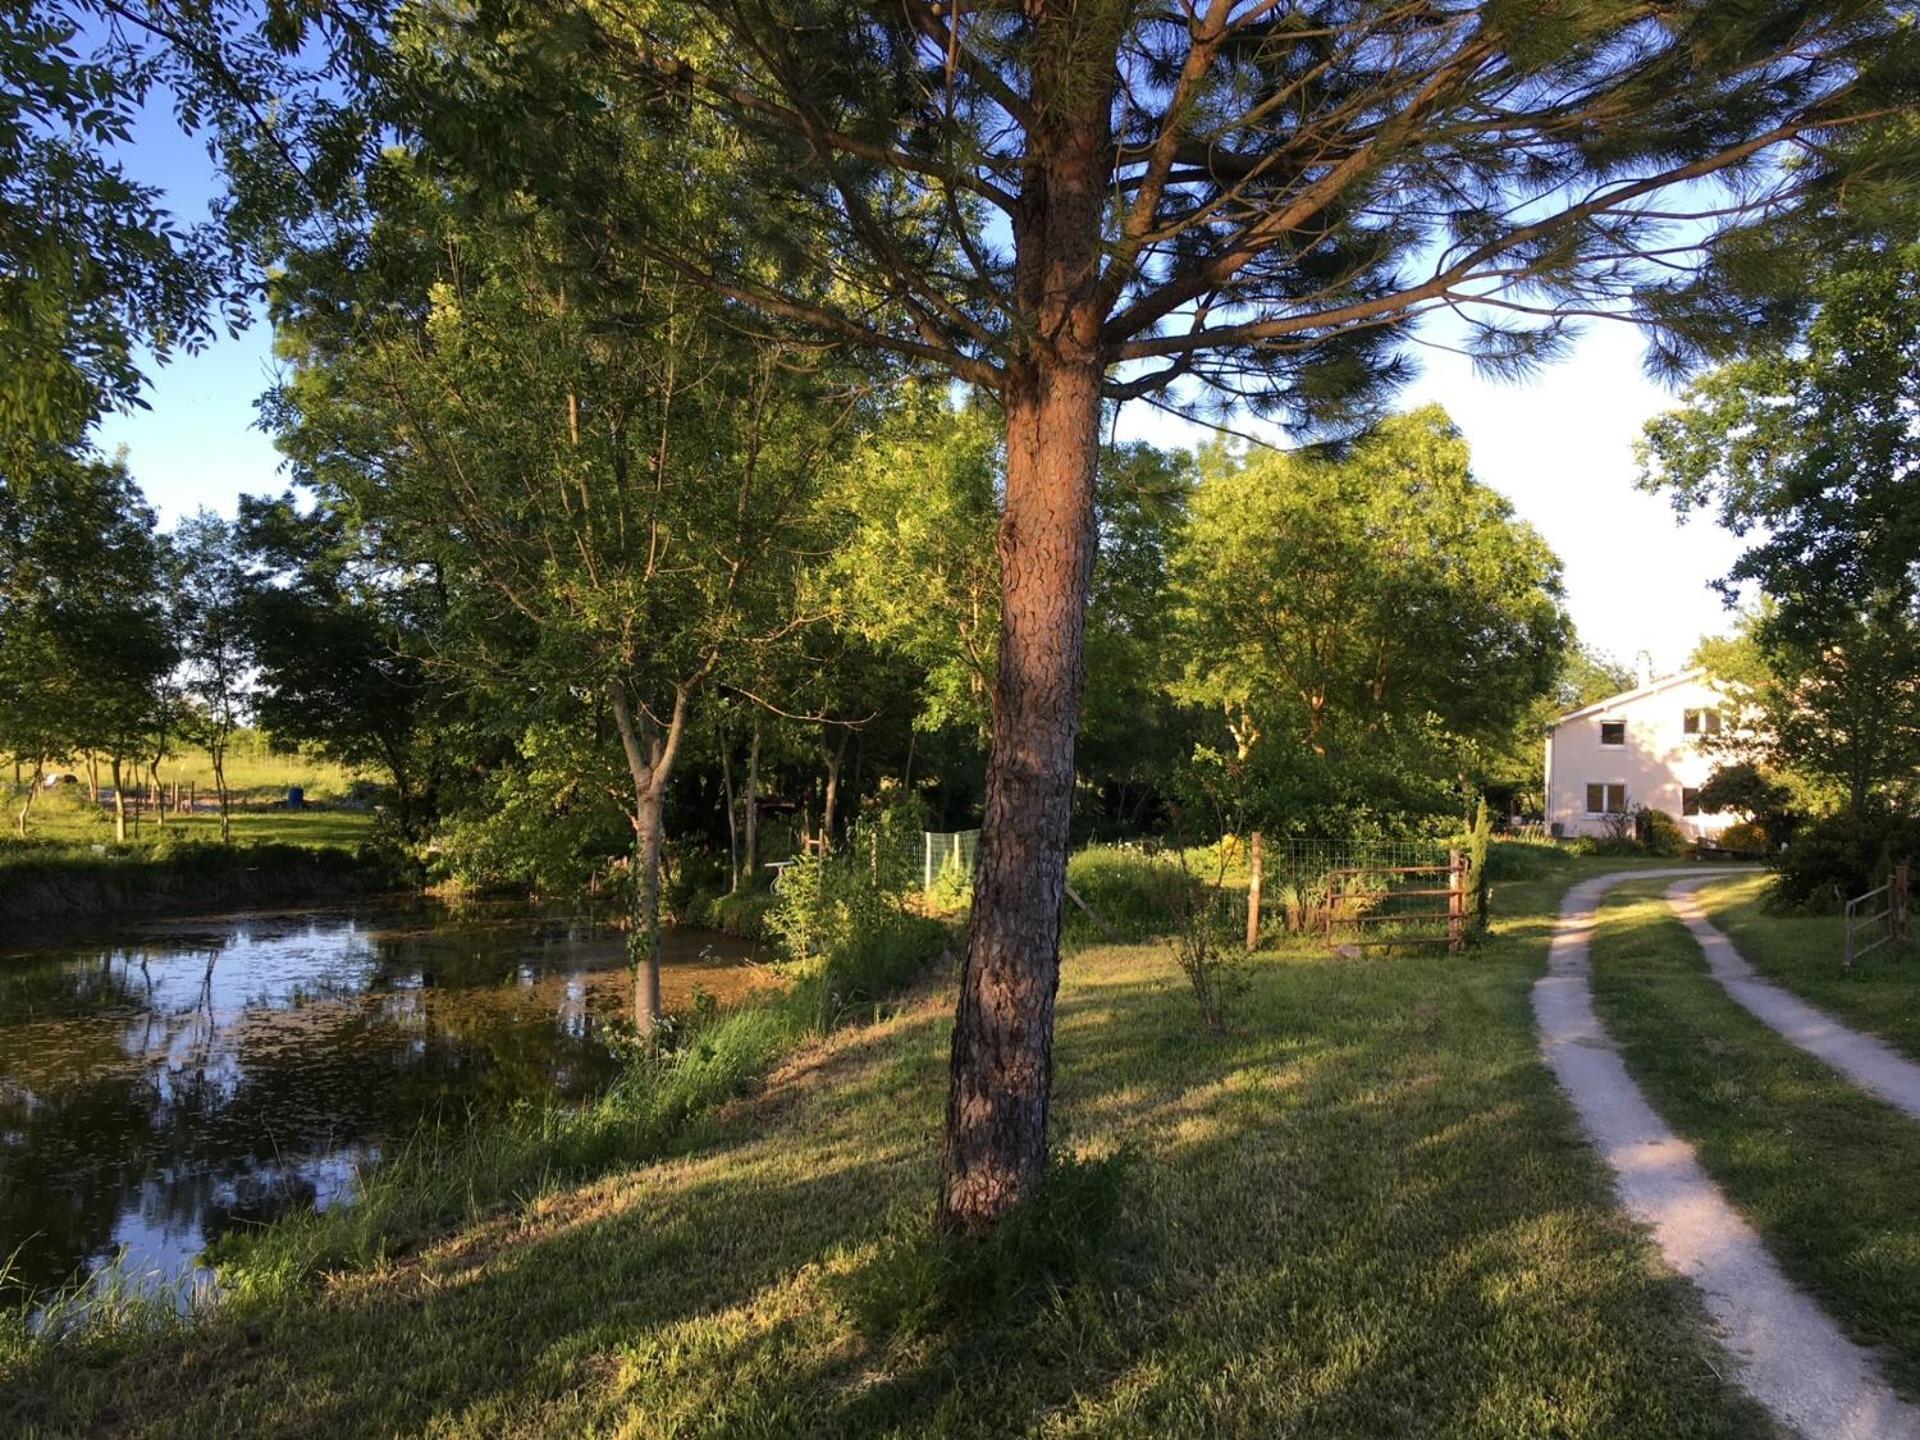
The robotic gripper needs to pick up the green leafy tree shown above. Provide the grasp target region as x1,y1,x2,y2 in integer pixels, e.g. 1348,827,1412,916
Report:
235,493,438,837
1640,242,1920,636
269,144,873,1033
1169,407,1569,826
0,447,174,837
1697,615,1920,818
169,509,251,841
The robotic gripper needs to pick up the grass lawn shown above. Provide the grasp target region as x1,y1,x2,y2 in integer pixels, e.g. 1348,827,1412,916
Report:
1686,872,1920,1061
1588,877,1920,1396
2,859,1777,1439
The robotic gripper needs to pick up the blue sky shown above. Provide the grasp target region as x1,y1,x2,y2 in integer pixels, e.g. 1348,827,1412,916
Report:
96,102,1746,678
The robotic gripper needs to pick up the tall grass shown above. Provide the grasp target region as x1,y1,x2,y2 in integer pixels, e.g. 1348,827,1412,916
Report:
201,911,954,1307
1062,846,1202,944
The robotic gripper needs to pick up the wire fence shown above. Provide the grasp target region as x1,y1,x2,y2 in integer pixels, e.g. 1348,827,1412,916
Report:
923,829,981,890
1260,836,1457,890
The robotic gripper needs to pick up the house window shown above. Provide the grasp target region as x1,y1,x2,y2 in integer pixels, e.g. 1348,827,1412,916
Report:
1585,783,1627,814
1599,720,1626,747
1682,787,1701,816
1683,709,1722,736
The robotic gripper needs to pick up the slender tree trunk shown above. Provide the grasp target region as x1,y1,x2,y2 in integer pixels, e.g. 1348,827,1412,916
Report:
149,758,165,829
111,756,127,843
608,678,694,1038
720,730,740,893
630,790,666,1034
937,355,1104,1236
213,745,231,844
16,762,41,838
84,751,99,802
742,718,761,887
821,724,850,851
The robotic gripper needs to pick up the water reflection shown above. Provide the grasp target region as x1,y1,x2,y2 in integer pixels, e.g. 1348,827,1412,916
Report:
0,901,768,1301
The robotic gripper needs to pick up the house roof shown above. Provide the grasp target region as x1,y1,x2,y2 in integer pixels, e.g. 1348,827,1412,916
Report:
1547,667,1709,729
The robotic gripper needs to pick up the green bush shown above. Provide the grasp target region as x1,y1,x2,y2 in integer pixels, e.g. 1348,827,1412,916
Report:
1772,811,1920,912
1638,807,1689,857
1481,837,1575,881
817,913,951,1029
1062,846,1202,945
926,846,973,914
1716,820,1773,857
704,889,777,940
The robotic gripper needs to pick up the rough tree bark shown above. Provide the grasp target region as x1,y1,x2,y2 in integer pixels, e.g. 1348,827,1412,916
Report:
936,73,1112,1232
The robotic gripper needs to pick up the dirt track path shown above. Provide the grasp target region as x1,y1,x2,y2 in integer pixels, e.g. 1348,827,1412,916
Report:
1535,867,1920,1440
1666,877,1920,1122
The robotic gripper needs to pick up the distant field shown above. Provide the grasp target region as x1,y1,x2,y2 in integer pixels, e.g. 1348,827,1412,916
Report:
13,734,363,804
3,796,373,853
5,736,374,855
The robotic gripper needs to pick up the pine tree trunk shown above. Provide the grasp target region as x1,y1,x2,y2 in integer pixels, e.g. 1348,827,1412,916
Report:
936,354,1104,1236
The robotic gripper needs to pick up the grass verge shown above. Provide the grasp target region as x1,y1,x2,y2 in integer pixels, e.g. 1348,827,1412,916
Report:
0,859,1777,1438
1589,878,1920,1395
1688,872,1920,1060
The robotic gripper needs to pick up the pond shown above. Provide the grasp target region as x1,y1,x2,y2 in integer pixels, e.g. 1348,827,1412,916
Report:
0,900,771,1305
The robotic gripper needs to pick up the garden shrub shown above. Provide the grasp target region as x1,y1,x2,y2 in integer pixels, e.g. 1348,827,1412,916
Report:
1716,819,1773,857
925,846,973,914
704,890,777,939
1772,811,1920,912
1637,806,1689,857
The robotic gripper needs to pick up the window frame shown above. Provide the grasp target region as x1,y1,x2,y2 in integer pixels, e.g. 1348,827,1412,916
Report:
1682,787,1701,817
1598,719,1627,748
1585,782,1628,816
1683,709,1722,737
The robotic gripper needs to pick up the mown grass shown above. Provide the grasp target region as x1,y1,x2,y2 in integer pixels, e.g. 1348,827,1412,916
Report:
19,738,362,801
0,858,1777,1438
1687,872,1920,1060
1588,878,1920,1396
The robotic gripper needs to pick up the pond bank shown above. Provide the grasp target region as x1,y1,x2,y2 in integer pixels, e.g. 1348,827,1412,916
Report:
0,841,406,927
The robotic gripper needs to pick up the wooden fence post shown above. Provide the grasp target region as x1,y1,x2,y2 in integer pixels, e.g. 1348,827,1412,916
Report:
1245,830,1264,953
1897,862,1911,946
1447,849,1466,955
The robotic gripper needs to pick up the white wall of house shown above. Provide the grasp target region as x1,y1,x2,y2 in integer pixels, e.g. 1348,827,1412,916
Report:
1544,669,1736,840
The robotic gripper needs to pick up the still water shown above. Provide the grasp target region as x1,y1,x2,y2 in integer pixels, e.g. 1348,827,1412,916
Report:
0,901,769,1302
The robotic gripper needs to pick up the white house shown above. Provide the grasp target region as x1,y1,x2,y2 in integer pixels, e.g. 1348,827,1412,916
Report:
1543,668,1735,841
